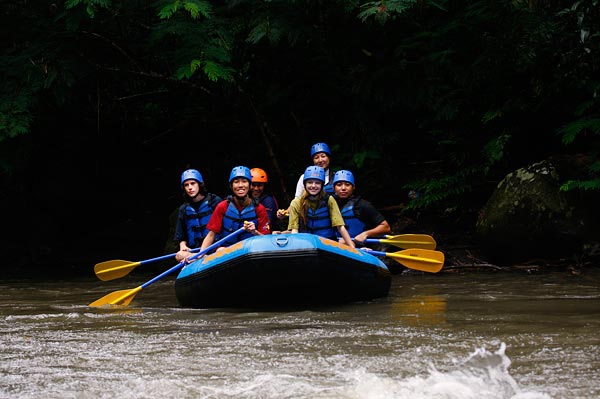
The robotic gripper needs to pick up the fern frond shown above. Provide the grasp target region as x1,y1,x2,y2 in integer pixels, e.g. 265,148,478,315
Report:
158,0,212,20
357,0,418,23
403,165,482,209
482,134,511,165
64,0,112,18
175,59,233,82
247,19,284,45
560,178,600,191
202,60,234,82
558,118,600,145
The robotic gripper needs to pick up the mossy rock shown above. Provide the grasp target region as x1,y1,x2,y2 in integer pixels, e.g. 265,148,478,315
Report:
476,156,600,264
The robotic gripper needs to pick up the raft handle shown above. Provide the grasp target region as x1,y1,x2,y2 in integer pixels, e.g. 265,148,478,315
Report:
275,236,289,247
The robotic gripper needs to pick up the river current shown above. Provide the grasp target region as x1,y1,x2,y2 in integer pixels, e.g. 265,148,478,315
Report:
1,269,599,398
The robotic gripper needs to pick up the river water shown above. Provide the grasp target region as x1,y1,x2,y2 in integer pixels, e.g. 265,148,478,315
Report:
1,269,599,399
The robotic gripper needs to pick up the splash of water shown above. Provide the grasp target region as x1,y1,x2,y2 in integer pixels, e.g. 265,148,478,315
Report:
342,343,551,399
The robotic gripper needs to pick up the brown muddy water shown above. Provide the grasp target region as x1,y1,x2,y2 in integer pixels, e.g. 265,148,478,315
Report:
1,269,599,398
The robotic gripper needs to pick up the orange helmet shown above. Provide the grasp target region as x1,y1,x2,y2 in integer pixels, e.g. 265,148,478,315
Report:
250,168,268,183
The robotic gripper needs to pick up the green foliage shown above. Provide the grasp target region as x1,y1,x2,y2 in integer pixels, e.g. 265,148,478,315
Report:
247,20,284,44
558,118,600,146
0,4,79,143
351,149,381,169
0,95,32,141
64,0,112,18
2,0,600,214
404,134,511,210
176,59,234,81
560,177,600,191
357,0,427,23
158,0,213,20
482,134,511,166
404,166,481,209
552,0,600,191
152,1,235,83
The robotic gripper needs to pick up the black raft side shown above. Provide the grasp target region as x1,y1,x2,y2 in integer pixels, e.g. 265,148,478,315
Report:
174,248,391,308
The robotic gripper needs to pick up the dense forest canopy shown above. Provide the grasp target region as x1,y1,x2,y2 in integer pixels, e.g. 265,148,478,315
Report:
1,1,598,271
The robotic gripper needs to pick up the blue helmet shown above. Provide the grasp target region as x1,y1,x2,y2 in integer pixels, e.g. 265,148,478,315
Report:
229,166,252,183
310,142,331,157
303,166,326,183
181,169,203,185
333,170,355,186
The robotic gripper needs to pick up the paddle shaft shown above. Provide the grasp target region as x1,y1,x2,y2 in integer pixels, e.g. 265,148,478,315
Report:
89,227,245,307
94,248,202,281
138,248,200,267
140,227,245,288
368,250,440,264
365,238,434,247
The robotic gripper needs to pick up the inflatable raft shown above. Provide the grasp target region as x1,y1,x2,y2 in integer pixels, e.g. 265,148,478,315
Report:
174,233,391,308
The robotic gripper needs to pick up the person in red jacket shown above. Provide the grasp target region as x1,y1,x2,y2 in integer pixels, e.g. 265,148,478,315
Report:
198,166,270,255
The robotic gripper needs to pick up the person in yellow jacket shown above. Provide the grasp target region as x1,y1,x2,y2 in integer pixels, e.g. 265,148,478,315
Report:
286,166,354,248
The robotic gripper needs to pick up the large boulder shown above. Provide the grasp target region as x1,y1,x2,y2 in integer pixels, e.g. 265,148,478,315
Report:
476,155,600,264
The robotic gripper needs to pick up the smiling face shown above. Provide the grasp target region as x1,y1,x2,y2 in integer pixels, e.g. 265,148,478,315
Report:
304,179,323,196
334,181,354,199
183,179,199,198
312,152,330,170
251,182,265,199
231,178,250,198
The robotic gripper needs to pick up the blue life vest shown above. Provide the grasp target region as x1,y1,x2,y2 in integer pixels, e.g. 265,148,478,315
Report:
323,180,334,194
336,197,365,238
323,169,334,194
182,193,220,247
258,193,278,224
303,195,337,239
221,196,259,245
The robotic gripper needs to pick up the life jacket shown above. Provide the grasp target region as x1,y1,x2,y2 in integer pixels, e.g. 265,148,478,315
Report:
221,195,259,245
258,193,278,223
336,197,365,238
181,193,220,247
323,169,334,194
301,194,337,239
323,180,334,194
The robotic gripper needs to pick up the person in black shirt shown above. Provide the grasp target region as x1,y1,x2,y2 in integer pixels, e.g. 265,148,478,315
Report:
332,169,391,246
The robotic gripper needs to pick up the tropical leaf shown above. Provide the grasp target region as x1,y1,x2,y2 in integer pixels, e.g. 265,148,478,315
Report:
158,0,212,20
482,134,511,165
357,0,418,22
560,178,600,191
558,118,600,145
64,0,112,17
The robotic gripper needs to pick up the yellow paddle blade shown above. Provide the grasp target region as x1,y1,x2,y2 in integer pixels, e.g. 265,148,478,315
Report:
387,248,445,273
94,260,141,281
381,234,437,250
88,286,142,307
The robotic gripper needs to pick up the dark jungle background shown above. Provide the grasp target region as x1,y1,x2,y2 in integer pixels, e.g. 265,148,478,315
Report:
1,1,598,278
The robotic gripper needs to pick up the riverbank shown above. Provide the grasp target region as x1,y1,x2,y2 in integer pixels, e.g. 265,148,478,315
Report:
384,209,600,276
3,206,599,280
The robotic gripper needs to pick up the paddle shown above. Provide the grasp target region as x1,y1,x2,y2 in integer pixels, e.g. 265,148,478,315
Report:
363,234,437,250
365,248,445,273
94,249,202,281
88,227,245,307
